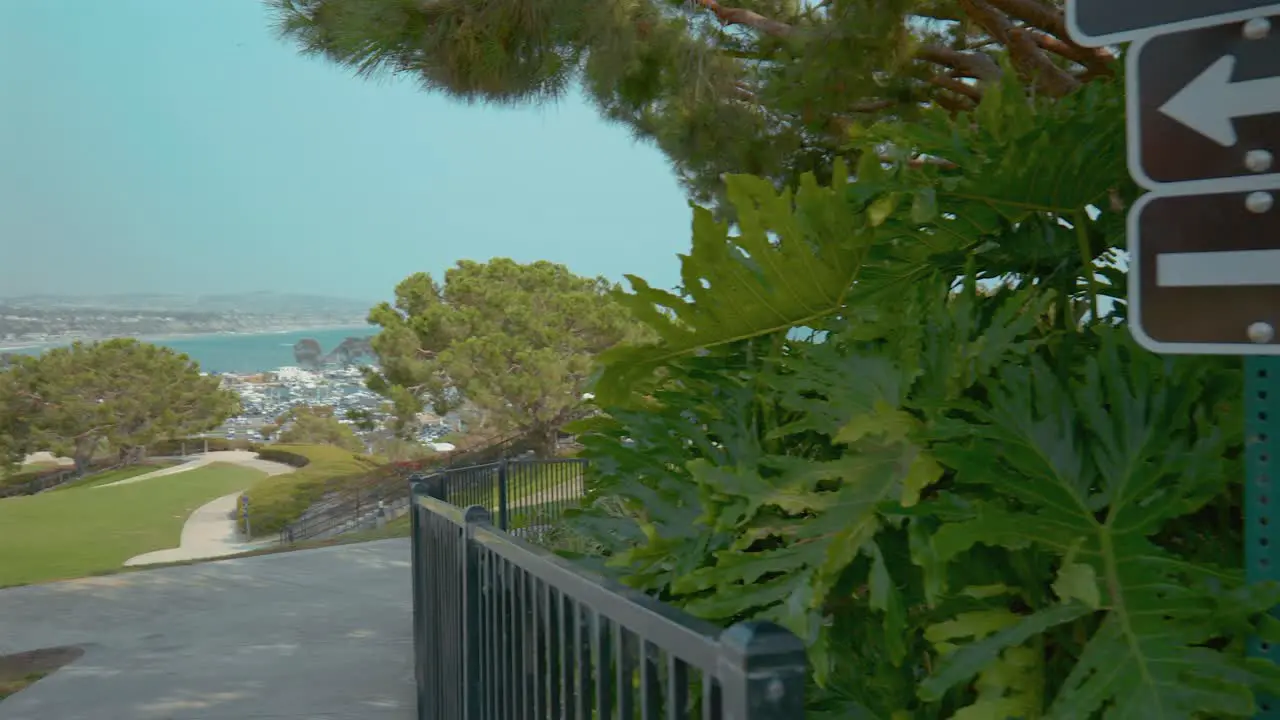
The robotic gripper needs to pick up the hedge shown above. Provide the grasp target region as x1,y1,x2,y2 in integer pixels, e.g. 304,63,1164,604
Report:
0,459,117,495
252,448,312,468
237,444,381,537
147,437,258,455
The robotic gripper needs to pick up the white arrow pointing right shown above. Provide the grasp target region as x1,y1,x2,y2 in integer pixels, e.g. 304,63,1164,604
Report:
1159,55,1280,147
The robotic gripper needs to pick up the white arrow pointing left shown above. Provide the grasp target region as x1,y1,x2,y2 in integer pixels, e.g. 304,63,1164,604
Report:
1159,55,1280,147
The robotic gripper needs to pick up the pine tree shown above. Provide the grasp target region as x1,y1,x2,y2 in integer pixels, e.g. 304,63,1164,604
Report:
268,0,1115,206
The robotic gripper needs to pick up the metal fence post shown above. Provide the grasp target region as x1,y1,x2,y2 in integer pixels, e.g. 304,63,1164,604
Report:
1246,357,1280,719
496,458,510,531
409,478,429,720
717,620,808,719
461,505,490,720
427,472,447,502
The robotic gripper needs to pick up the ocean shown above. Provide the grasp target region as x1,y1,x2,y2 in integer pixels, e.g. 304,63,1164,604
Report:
6,327,379,374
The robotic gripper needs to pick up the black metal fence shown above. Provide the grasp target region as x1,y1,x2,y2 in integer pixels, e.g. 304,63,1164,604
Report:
278,471,409,544
409,483,808,720
0,460,122,499
412,457,588,536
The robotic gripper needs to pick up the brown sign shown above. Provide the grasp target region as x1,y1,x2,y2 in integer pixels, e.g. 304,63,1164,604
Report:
1129,15,1280,188
1070,0,1280,46
1130,189,1280,354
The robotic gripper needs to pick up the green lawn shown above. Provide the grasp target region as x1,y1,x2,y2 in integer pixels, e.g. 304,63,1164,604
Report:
46,462,178,492
476,463,583,507
0,462,265,588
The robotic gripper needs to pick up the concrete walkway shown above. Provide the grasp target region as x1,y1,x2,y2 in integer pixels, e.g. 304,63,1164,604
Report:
123,493,276,567
94,451,297,489
0,539,415,720
116,452,299,567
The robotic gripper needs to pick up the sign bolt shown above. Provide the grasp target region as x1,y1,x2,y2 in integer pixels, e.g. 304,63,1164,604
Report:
1244,17,1272,41
1247,191,1276,214
1249,322,1276,345
1246,150,1275,173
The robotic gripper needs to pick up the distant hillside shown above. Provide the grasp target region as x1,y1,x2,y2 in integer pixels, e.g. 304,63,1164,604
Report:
2,292,375,316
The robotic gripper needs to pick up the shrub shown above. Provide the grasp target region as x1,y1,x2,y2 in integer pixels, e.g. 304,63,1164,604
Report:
147,437,255,455
236,444,380,537
0,459,117,496
253,448,311,468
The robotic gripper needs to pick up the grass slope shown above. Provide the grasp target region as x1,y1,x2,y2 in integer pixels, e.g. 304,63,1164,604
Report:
0,462,265,588
46,462,178,492
238,444,381,537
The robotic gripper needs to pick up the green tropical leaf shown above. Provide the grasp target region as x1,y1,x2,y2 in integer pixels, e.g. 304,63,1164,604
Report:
926,329,1280,717
593,162,872,404
921,604,1090,702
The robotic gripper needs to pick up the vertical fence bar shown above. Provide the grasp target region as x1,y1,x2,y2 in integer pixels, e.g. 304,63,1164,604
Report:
479,548,492,720
547,584,563,717
409,482,428,720
576,604,592,719
500,557,512,720
497,458,510,531
412,460,809,720
667,655,689,720
616,626,635,719
717,621,808,720
484,550,497,720
461,505,489,720
593,613,613,719
1247,356,1280,720
561,593,576,720
533,576,547,719
514,566,527,719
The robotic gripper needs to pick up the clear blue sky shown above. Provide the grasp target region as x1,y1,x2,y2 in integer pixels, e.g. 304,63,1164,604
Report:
0,0,693,303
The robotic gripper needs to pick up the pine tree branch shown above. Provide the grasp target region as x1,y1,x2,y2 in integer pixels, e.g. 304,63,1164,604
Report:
690,0,796,38
689,0,1099,104
958,0,1079,97
915,45,1003,82
928,74,984,101
1025,28,1115,75
986,0,1115,74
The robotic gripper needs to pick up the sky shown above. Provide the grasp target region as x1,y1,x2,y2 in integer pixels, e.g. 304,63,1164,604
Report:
0,0,694,304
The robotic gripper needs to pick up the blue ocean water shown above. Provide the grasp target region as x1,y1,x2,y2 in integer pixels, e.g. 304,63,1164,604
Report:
164,327,379,373
8,327,378,374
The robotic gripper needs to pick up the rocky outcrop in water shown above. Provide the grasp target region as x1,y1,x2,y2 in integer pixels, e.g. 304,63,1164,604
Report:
324,336,375,365
293,336,376,369
293,338,324,369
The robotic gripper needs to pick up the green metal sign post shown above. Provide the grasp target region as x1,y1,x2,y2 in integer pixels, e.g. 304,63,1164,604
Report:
1247,356,1280,719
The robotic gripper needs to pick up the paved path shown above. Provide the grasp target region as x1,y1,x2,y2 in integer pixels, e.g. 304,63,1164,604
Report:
0,540,414,720
94,451,297,489
116,452,299,566
123,493,277,567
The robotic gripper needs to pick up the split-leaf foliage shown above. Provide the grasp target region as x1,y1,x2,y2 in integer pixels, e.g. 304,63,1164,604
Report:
565,72,1280,717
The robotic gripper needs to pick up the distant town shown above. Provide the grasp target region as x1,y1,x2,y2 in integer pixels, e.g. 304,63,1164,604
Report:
0,292,375,350
0,291,457,450
211,365,457,449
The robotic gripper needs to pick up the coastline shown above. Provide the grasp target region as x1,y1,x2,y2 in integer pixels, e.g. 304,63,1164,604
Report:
0,323,376,354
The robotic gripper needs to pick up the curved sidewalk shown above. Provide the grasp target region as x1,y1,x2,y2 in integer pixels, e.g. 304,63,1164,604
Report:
121,451,298,566
94,450,297,489
124,492,278,567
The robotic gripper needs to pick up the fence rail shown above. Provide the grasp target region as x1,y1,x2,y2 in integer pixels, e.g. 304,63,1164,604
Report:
279,471,410,543
416,457,588,537
410,482,807,719
277,437,552,545
0,460,122,498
